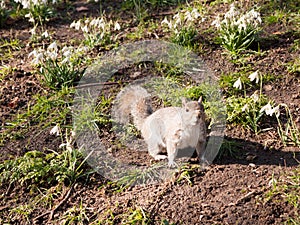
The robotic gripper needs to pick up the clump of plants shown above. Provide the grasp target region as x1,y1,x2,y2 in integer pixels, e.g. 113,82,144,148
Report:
226,71,271,134
70,16,121,48
212,4,262,56
14,0,57,25
161,7,205,48
28,41,87,89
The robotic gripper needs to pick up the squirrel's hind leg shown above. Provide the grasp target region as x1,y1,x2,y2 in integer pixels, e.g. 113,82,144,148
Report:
146,139,167,161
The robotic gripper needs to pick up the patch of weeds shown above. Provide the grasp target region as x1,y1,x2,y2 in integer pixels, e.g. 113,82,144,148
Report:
161,219,176,225
74,93,113,136
176,164,203,186
287,57,300,75
212,4,262,57
217,139,241,160
264,9,287,25
9,203,34,223
29,41,87,89
122,0,183,22
154,61,185,79
0,128,94,189
161,7,205,49
122,0,148,22
275,104,300,147
70,15,121,48
290,39,300,52
115,163,167,189
0,65,14,81
96,205,152,225
266,167,300,223
0,38,21,61
60,201,89,224
1,87,73,144
0,148,86,188
127,20,159,40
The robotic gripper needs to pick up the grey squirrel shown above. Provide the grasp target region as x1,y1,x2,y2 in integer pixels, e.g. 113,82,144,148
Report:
113,85,207,167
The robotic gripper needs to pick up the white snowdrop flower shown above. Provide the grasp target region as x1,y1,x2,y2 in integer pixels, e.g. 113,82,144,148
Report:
248,70,259,83
114,21,121,31
82,25,89,33
70,20,81,30
233,77,242,90
62,49,72,60
161,17,172,29
191,8,201,19
251,91,259,103
59,142,73,152
211,16,221,29
41,30,49,38
25,13,35,23
173,13,182,28
90,18,97,26
50,124,60,136
48,41,58,51
71,130,76,137
61,56,70,64
272,105,280,117
1,0,6,8
260,102,273,116
28,49,37,58
33,52,44,64
242,104,249,112
46,50,58,60
21,0,30,9
225,4,238,20
29,50,44,65
184,11,193,22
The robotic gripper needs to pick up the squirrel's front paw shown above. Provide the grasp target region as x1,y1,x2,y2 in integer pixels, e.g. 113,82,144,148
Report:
168,160,178,168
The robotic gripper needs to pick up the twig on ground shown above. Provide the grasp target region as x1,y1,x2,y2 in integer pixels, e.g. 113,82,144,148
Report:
33,184,74,223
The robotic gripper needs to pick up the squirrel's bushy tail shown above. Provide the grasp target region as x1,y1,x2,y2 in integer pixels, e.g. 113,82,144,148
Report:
113,85,153,131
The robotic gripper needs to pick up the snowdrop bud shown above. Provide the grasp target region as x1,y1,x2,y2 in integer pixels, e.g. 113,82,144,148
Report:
233,77,242,90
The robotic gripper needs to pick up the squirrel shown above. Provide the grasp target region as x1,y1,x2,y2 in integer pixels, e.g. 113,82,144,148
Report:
113,85,207,167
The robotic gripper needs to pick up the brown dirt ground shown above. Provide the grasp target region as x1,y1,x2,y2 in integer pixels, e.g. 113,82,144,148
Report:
0,0,299,224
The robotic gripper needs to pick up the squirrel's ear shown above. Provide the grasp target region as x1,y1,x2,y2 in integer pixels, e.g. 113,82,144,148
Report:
198,96,203,104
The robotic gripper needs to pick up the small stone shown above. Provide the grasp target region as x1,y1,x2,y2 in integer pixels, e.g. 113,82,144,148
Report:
263,84,272,91
249,163,256,168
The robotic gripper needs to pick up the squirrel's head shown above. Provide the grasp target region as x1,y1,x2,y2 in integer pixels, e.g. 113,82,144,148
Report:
182,96,204,112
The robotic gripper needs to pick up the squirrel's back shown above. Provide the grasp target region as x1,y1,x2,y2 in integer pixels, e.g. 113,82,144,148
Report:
113,85,153,131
